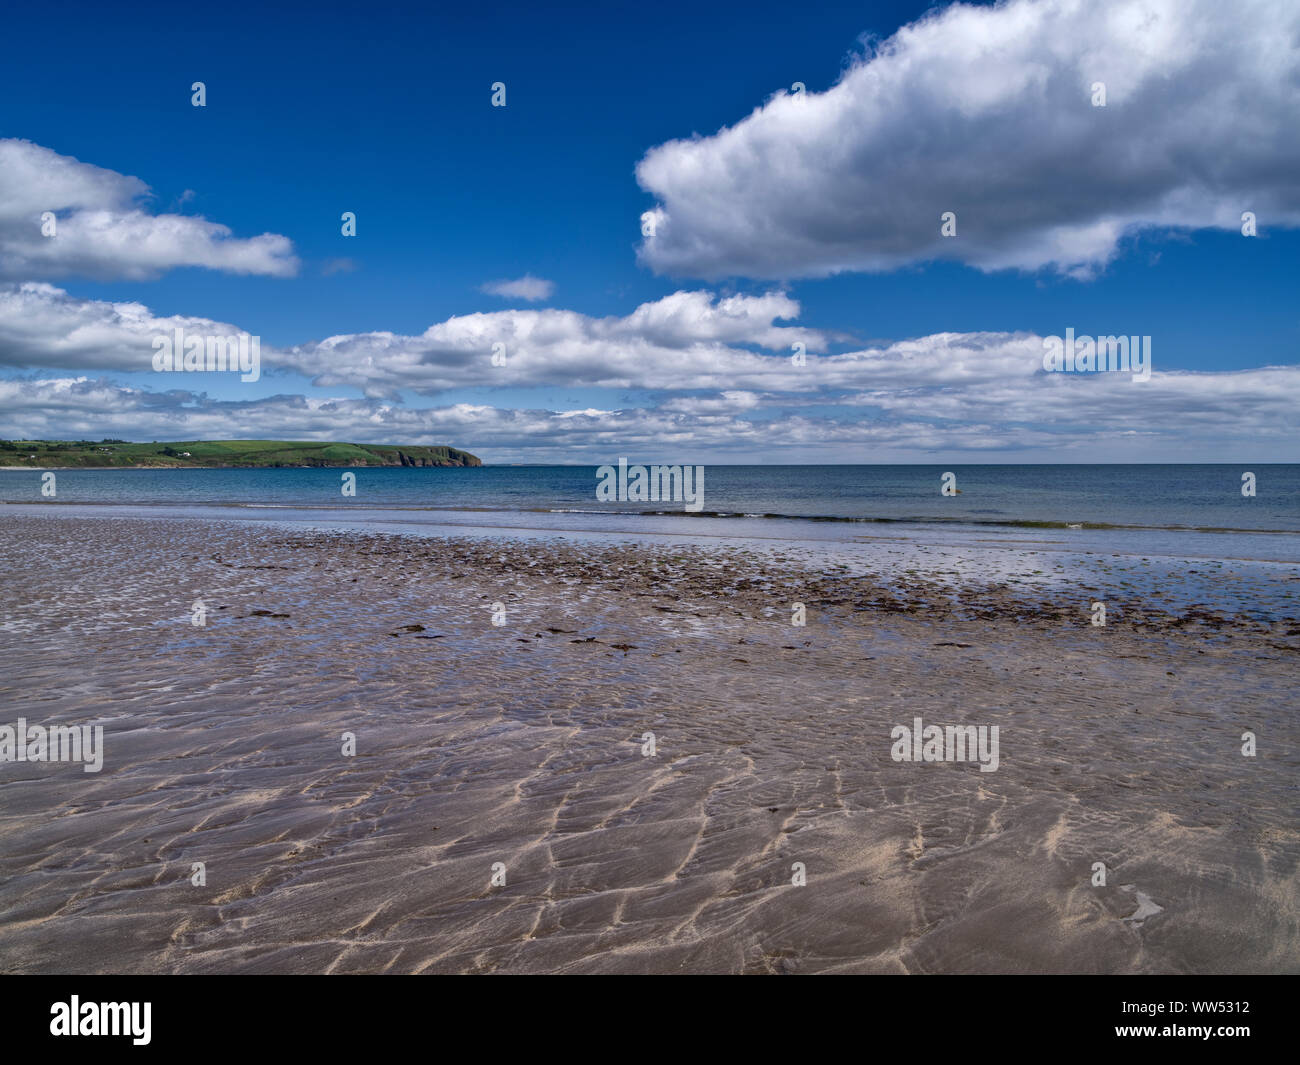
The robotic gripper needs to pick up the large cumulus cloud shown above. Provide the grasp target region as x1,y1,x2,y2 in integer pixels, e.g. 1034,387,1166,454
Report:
635,0,1300,280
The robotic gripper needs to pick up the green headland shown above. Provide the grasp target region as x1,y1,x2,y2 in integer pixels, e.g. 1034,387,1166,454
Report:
0,439,482,468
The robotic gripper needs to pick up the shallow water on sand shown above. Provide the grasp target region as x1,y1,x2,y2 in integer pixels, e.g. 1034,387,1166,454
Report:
0,512,1296,973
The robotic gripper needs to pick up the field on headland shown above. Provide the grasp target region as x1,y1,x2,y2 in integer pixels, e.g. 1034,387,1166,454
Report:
0,439,481,469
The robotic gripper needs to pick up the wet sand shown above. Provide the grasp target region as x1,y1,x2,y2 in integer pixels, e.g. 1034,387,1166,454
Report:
0,511,1297,973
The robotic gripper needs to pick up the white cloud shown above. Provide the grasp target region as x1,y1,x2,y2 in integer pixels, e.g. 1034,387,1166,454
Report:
0,139,298,280
0,284,827,391
660,391,763,414
3,367,1296,464
277,288,828,397
0,282,249,373
2,284,1297,461
635,0,1300,280
3,358,1298,465
480,275,556,302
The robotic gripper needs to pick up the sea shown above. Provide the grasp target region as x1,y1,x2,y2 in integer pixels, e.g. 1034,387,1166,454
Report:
4,465,1298,617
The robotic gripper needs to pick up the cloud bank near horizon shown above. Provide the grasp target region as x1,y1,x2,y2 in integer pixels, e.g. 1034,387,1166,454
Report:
1,283,1296,463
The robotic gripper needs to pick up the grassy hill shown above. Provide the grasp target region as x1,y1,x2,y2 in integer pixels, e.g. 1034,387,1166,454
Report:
0,439,482,468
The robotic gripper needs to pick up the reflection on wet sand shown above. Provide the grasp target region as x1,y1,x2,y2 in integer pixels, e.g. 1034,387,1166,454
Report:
1,513,1296,973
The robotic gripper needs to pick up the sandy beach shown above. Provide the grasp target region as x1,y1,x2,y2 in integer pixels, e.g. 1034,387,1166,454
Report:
0,509,1297,974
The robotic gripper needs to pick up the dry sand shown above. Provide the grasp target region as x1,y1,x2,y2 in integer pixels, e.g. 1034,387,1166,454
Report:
0,511,1297,973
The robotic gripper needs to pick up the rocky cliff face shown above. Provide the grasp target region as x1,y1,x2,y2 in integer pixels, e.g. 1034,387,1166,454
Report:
395,450,481,467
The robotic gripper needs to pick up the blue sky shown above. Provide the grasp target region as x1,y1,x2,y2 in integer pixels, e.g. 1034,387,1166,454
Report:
1,0,1297,462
